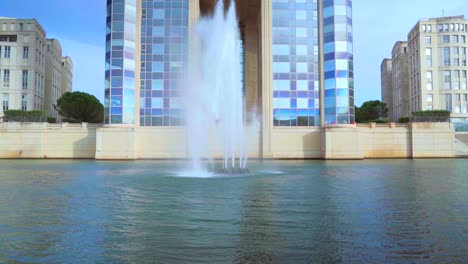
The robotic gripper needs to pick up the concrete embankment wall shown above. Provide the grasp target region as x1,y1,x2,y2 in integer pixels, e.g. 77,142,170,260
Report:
0,122,459,159
0,122,97,159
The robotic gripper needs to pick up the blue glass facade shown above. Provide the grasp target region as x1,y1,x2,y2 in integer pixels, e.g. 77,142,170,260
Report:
272,0,354,126
323,0,354,124
272,0,320,126
139,0,188,126
105,0,354,127
105,0,137,125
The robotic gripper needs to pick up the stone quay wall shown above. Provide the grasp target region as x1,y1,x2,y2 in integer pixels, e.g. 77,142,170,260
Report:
0,122,460,159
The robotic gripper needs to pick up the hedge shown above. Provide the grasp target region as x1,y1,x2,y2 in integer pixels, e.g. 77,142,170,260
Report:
3,110,47,122
411,110,450,122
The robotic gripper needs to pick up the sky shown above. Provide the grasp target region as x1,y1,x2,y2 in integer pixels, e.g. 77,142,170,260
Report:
1,0,468,106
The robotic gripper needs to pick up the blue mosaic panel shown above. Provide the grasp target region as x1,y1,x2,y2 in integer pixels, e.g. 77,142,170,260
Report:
272,0,320,126
139,0,188,126
323,0,354,124
105,0,137,125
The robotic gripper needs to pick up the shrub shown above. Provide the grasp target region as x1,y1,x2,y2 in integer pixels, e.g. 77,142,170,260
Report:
398,116,409,123
47,117,57,123
411,110,450,122
3,110,47,122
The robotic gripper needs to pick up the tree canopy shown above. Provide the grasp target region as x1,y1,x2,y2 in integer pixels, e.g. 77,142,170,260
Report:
355,100,388,123
55,92,104,123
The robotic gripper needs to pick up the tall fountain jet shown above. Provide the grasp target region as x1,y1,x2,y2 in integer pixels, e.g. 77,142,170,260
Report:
185,0,249,174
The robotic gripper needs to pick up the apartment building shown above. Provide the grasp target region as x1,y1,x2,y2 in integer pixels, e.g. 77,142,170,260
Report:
0,17,73,119
0,17,46,117
382,16,468,128
381,59,393,120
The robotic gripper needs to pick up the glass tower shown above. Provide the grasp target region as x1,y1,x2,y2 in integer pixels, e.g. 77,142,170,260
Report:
322,0,354,125
139,0,188,126
105,0,137,125
105,0,354,127
272,0,320,127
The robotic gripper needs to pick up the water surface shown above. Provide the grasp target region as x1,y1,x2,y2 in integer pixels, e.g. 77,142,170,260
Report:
0,160,467,263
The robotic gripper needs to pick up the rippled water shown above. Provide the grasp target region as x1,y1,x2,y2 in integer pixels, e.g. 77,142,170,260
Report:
0,160,467,263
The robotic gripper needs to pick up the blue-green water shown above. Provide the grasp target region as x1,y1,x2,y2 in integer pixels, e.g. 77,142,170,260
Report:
0,160,467,263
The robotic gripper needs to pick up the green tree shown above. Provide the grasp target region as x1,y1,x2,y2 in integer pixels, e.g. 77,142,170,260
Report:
55,91,104,123
355,100,388,123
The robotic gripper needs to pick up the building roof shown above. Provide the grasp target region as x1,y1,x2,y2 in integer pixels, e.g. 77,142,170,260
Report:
427,15,465,21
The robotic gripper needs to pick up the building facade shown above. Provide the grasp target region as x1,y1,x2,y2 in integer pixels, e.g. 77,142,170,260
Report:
383,16,468,128
104,0,354,128
380,58,393,120
45,39,63,118
0,18,46,117
61,56,73,95
391,41,409,121
0,17,73,119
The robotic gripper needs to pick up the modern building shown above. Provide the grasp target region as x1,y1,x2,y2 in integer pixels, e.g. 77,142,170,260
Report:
104,0,354,126
45,39,63,118
380,58,393,120
382,16,468,127
391,41,409,121
61,56,73,95
0,18,46,116
0,17,73,119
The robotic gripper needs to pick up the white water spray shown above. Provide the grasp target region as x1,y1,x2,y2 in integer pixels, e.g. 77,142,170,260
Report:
184,0,249,174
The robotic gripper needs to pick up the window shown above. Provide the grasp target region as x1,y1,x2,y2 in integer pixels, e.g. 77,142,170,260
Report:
426,71,432,79
425,36,431,44
443,35,450,43
445,71,451,89
19,23,23,30
426,48,432,66
23,46,29,59
462,35,466,43
21,95,27,111
3,69,9,87
427,82,433,90
444,47,451,66
22,70,28,89
4,46,10,58
422,25,426,31
427,94,433,102
2,94,8,111
444,24,449,31
453,35,459,43
445,94,452,111
438,24,443,32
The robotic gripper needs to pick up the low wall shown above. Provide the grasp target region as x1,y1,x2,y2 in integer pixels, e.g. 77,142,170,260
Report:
0,122,97,159
95,125,261,159
267,128,322,159
0,122,458,159
355,122,455,159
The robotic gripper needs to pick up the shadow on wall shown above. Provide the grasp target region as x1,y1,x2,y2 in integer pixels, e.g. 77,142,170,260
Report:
71,133,96,159
302,132,322,159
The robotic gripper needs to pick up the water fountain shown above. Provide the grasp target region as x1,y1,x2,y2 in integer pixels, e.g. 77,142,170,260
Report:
184,0,250,175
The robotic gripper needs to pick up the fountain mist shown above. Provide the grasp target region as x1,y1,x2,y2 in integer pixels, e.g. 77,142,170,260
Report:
184,0,249,174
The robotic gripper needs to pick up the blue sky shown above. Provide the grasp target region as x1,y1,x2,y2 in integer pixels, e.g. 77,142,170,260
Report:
1,0,467,106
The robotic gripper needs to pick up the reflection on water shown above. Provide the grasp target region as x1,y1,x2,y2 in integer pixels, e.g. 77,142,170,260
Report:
0,159,467,263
